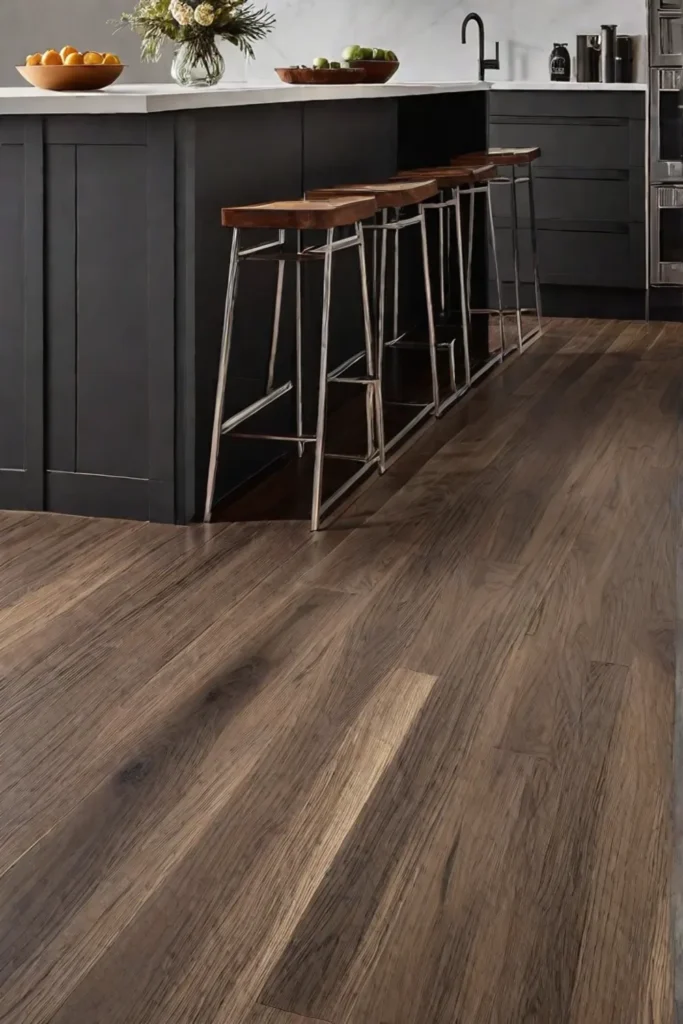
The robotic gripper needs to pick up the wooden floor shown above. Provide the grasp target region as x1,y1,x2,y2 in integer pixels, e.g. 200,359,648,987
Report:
0,317,678,1024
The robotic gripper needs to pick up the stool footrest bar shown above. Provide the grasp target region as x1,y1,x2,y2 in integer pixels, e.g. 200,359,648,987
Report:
220,381,293,434
318,456,381,520
229,432,316,444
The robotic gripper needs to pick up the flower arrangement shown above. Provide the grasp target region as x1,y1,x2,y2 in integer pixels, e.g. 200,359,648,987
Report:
120,0,275,85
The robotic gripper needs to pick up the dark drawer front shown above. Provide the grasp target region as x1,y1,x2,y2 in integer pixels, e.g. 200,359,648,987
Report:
490,172,644,225
491,225,646,289
489,120,638,170
488,90,646,121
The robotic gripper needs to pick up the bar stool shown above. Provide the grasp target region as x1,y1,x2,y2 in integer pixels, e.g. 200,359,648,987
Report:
305,179,440,453
393,163,505,413
204,195,384,531
453,147,543,351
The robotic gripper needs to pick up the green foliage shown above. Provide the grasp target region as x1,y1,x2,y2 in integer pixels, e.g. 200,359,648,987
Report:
119,0,275,62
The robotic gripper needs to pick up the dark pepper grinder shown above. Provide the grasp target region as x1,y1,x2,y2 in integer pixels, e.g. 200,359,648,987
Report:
549,42,571,81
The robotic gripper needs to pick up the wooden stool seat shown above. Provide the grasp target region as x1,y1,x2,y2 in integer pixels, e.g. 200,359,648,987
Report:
452,147,541,167
305,179,439,209
221,196,377,231
393,164,496,189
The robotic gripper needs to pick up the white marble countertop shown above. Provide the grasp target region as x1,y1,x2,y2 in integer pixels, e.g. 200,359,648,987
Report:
0,77,648,115
0,80,490,115
491,81,646,91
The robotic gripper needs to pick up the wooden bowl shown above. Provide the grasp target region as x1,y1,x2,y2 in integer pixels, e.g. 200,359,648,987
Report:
275,66,366,85
16,63,125,91
348,60,400,84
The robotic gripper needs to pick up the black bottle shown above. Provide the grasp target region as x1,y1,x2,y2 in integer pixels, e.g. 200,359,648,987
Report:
549,42,571,81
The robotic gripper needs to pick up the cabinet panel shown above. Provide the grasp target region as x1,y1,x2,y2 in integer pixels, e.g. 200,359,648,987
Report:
490,120,632,170
76,144,149,479
489,90,645,121
490,174,639,225
0,141,27,469
0,119,43,511
44,116,176,522
492,225,646,289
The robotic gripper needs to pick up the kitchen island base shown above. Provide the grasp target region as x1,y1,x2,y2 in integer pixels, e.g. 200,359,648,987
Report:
0,86,489,523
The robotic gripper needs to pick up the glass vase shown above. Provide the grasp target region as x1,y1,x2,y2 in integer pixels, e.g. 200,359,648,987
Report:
171,40,225,87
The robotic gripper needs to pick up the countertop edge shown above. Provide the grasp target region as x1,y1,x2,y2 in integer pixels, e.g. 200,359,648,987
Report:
0,80,491,115
0,78,647,115
490,81,647,91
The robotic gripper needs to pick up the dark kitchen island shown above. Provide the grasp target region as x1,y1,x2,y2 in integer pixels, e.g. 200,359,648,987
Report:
0,81,489,523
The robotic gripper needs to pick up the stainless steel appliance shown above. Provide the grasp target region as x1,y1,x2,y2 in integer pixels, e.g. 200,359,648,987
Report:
650,67,683,180
577,35,600,82
650,184,683,283
616,35,634,82
649,0,683,284
649,0,683,65
601,25,618,82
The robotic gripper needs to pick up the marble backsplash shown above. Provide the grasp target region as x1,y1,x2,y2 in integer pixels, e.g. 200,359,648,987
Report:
0,0,647,87
244,0,648,83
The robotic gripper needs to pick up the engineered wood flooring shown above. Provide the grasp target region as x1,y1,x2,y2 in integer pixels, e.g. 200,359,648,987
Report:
0,317,679,1024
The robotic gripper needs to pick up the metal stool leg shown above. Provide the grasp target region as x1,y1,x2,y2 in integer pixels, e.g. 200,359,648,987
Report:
487,181,507,360
466,186,475,311
357,223,386,474
454,187,471,391
295,229,304,457
378,208,389,352
266,230,286,392
526,162,543,346
509,165,524,353
311,228,335,532
419,206,440,414
393,220,400,341
204,228,241,523
438,204,446,316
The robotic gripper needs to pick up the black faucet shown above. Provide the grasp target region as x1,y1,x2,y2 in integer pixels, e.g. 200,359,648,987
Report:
461,12,500,81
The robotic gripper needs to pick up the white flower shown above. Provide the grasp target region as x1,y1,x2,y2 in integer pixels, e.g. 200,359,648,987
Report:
194,2,215,25
170,0,194,26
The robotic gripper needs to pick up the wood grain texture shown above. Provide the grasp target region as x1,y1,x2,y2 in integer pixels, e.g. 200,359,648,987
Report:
0,317,676,1024
243,1006,330,1024
220,197,377,230
393,162,496,187
452,146,541,166
305,179,439,209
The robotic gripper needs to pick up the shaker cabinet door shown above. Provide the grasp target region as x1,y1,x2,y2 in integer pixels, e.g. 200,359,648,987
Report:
0,118,44,512
43,116,176,522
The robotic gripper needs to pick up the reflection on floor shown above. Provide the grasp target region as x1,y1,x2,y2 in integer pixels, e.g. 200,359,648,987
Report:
0,316,678,1024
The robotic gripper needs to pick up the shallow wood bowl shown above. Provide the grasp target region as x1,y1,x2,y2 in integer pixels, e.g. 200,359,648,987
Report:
16,63,125,91
275,66,366,85
348,60,400,84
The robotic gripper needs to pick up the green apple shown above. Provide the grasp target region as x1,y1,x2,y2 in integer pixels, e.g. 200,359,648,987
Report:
360,46,373,59
313,57,329,69
386,49,398,61
372,47,386,60
342,45,363,62
329,60,341,68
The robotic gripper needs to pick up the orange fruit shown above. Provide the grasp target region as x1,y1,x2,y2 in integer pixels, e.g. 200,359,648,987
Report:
83,51,103,65
60,45,78,61
42,49,63,66
25,53,43,66
102,53,121,65
64,51,84,65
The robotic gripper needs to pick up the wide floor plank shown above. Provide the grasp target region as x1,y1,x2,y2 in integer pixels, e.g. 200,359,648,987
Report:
0,317,677,1024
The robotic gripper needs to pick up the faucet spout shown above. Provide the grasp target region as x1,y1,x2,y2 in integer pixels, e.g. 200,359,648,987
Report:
461,11,499,81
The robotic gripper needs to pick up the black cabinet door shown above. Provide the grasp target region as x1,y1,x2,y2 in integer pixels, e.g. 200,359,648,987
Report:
44,116,176,522
0,119,44,512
